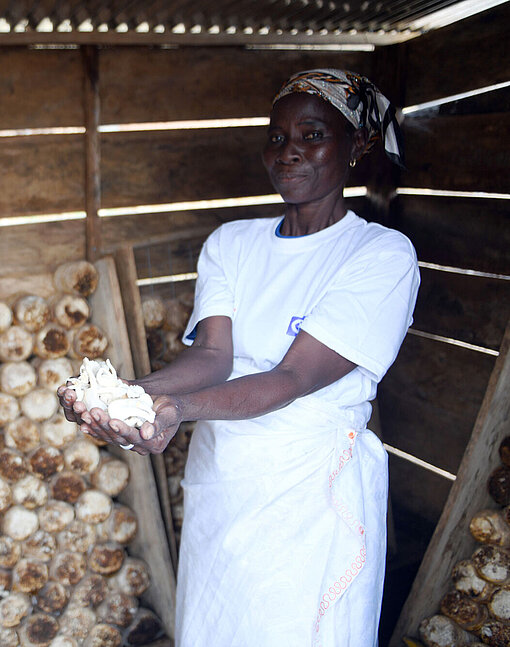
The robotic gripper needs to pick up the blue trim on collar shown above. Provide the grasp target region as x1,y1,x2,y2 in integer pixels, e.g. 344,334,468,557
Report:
275,218,308,238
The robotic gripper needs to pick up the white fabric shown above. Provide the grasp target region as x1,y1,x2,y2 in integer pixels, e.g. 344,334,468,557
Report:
177,211,420,647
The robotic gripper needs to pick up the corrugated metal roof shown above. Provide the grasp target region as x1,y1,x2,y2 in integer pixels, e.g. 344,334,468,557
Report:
0,0,506,44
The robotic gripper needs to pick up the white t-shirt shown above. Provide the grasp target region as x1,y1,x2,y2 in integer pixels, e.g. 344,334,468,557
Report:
183,210,420,423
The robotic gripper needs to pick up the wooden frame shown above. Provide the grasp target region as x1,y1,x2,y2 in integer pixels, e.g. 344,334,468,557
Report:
390,318,510,645
0,257,177,645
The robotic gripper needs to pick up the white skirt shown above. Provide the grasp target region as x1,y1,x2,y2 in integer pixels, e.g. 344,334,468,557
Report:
176,398,388,647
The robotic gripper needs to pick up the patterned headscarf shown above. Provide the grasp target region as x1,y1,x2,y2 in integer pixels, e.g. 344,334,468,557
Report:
273,69,405,168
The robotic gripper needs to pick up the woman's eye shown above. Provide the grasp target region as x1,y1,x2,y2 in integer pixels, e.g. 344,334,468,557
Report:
268,134,283,144
304,131,323,140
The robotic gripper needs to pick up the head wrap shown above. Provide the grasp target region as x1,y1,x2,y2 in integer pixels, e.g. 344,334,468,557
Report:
273,68,405,168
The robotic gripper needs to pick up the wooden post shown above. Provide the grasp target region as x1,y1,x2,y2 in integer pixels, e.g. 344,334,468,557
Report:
389,318,510,645
114,245,179,574
82,45,102,262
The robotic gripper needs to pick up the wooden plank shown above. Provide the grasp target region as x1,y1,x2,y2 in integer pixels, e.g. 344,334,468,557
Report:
378,335,495,474
0,219,86,277
99,47,373,123
113,246,180,576
401,112,508,193
402,2,510,107
0,47,84,129
89,257,176,640
83,46,102,262
0,135,85,216
390,195,510,276
389,454,453,527
389,318,510,646
413,268,510,351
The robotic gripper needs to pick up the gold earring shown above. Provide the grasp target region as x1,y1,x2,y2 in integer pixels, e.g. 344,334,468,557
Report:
349,158,357,168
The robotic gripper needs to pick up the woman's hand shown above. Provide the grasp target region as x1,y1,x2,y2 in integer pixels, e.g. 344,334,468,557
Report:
57,385,182,455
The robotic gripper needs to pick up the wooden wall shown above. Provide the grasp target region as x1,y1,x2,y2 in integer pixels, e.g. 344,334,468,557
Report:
377,4,510,641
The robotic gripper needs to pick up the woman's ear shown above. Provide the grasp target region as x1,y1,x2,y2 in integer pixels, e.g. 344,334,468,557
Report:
351,127,369,163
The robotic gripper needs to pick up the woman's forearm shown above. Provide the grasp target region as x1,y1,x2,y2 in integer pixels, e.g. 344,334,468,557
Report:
133,344,233,395
175,365,314,422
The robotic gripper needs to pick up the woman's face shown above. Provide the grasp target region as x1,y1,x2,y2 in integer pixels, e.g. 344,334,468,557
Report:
263,92,357,205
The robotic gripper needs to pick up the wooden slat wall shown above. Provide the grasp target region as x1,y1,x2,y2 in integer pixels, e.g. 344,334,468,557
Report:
377,6,510,642
0,46,376,277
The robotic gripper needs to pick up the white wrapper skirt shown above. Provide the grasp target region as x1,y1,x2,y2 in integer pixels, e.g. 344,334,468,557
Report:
176,398,388,647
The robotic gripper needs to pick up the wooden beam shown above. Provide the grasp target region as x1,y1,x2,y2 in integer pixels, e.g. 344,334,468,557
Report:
389,317,510,645
82,45,102,261
113,245,179,575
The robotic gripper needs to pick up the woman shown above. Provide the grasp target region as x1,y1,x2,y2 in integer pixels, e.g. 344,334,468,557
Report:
59,69,420,647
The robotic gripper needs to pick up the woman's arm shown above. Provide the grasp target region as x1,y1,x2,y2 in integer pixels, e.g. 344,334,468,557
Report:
57,315,233,425
77,328,356,455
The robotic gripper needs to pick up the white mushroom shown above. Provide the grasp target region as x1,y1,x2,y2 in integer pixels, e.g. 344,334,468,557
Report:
0,362,37,396
83,624,121,647
36,581,69,614
0,537,21,569
21,388,58,422
69,573,107,608
96,591,138,628
0,326,34,362
0,302,13,333
12,558,49,594
112,558,150,597
12,295,50,333
53,261,98,297
49,294,89,330
0,568,12,596
12,475,48,509
162,329,186,363
58,605,96,642
470,508,510,546
22,530,57,563
0,592,31,627
40,416,77,449
0,625,19,647
3,506,39,541
37,358,74,392
163,297,190,332
49,471,86,504
57,520,96,553
96,504,138,545
90,455,129,497
472,545,510,585
488,587,510,622
68,325,108,360
0,449,29,483
141,296,166,330
63,439,100,475
88,543,125,575
29,446,64,480
49,552,86,587
48,637,77,647
0,393,21,426
65,358,155,428
4,417,41,453
75,489,112,525
33,325,70,360
18,612,59,647
38,501,74,534
418,614,473,647
0,477,12,512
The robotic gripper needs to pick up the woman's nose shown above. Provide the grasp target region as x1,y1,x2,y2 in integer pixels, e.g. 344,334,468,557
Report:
277,139,301,164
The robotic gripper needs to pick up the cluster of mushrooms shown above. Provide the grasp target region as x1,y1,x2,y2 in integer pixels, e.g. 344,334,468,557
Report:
141,295,194,546
0,261,162,647
408,437,510,647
